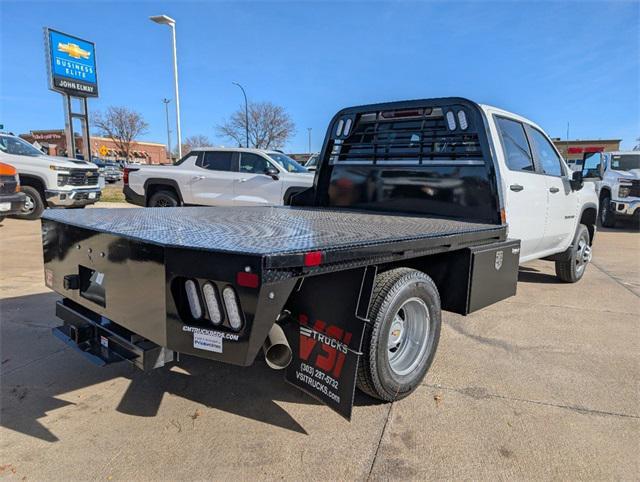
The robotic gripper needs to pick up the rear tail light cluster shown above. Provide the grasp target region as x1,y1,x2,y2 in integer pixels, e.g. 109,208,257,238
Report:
182,279,244,331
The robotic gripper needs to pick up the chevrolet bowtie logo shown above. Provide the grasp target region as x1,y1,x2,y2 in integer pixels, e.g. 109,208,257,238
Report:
57,42,90,60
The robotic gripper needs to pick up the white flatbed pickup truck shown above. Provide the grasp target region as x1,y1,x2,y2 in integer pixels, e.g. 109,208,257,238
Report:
42,97,600,420
123,147,314,207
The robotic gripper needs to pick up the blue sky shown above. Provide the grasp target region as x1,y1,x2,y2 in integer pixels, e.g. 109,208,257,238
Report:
1,1,638,152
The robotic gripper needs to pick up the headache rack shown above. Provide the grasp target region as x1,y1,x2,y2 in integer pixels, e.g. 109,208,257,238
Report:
329,105,484,165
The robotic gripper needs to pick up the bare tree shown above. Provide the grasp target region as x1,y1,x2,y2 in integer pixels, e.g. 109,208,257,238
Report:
634,137,640,151
93,106,149,160
183,134,212,154
217,101,295,149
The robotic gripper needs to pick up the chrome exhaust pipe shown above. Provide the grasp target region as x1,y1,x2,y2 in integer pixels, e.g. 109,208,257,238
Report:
263,323,292,370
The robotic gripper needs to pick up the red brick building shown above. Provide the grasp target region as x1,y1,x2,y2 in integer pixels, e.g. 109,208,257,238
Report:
20,130,170,164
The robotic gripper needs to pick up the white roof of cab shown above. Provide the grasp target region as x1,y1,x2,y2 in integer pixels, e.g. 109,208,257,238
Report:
189,147,282,155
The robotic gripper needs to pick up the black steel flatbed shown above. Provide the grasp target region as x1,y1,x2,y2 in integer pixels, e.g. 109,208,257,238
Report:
43,206,506,270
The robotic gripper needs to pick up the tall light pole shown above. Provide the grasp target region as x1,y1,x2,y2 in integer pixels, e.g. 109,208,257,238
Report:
162,98,172,159
307,127,312,154
232,82,249,148
150,14,182,158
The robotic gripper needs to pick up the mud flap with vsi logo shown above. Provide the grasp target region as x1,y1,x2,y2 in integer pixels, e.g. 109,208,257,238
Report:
283,267,376,420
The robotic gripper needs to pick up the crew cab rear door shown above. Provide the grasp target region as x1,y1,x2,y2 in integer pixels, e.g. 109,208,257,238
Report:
493,115,547,260
190,151,239,206
525,126,576,252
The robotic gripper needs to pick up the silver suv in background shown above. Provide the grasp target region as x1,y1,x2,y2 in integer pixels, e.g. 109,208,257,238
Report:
124,148,314,207
0,133,101,219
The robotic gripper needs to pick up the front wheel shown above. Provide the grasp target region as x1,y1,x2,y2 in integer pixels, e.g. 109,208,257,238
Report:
357,268,441,401
555,224,591,283
16,185,45,220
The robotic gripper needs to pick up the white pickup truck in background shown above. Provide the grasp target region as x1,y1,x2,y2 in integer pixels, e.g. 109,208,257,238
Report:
124,147,314,207
582,151,639,227
0,132,101,219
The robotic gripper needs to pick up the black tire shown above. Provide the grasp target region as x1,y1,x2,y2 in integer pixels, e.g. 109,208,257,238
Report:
357,268,441,401
555,224,591,283
0,215,5,223
16,185,45,220
148,190,179,207
600,194,616,228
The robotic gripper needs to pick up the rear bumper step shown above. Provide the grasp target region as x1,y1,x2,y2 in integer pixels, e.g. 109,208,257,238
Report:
53,300,174,371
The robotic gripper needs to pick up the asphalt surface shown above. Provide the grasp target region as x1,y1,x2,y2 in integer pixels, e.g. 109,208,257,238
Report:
1,206,638,480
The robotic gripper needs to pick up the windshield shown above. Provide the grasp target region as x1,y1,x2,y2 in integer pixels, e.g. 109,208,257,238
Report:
610,154,639,171
267,153,308,173
0,135,44,157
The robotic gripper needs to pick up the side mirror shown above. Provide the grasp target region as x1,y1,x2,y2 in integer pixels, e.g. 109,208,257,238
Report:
265,166,279,180
570,170,584,191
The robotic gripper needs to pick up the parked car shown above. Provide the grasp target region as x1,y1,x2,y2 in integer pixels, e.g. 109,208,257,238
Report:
0,133,101,219
124,148,314,207
0,162,26,222
583,151,640,226
92,158,123,183
42,97,599,420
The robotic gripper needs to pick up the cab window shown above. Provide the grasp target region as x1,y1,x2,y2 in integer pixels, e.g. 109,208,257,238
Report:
198,151,234,171
528,128,563,177
495,117,535,172
240,153,271,174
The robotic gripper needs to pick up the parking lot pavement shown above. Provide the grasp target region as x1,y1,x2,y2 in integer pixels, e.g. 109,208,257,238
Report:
1,212,638,480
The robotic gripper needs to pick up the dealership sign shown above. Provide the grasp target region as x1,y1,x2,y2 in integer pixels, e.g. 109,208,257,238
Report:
45,28,98,97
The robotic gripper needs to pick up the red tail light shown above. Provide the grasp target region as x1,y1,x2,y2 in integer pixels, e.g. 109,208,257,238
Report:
123,167,138,184
304,251,323,267
236,271,259,288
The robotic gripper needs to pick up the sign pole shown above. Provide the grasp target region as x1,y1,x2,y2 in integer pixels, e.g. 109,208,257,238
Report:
80,96,91,161
62,93,75,159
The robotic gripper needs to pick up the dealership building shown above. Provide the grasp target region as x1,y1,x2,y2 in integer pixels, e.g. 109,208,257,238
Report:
20,130,170,164
551,138,622,163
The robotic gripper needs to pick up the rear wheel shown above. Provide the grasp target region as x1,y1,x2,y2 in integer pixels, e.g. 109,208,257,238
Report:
148,190,179,207
555,224,591,283
16,185,45,220
600,194,616,228
357,268,441,401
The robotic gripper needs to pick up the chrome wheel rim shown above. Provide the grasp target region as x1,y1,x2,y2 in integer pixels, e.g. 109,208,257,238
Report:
387,297,430,376
22,194,35,214
156,198,171,207
575,237,591,275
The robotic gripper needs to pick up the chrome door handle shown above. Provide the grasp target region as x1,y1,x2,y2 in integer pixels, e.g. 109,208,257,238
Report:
191,175,205,181
509,184,524,192
239,178,248,182
549,187,560,193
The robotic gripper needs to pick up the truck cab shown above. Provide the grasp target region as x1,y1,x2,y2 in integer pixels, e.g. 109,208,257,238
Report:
0,133,101,219
582,151,639,227
480,105,599,263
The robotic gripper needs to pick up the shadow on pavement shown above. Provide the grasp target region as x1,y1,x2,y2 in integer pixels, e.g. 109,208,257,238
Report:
517,266,559,284
1,292,380,442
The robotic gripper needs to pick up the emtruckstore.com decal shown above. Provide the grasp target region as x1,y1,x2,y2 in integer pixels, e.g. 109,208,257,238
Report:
182,325,240,341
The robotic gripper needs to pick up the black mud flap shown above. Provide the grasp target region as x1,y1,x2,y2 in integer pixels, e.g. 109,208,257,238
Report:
283,266,376,420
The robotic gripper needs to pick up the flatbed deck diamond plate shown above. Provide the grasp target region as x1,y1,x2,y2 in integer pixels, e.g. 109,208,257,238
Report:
43,206,505,257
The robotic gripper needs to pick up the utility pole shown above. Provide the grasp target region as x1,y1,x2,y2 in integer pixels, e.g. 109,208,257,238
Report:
150,15,182,157
307,127,312,154
232,82,249,148
162,98,172,160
